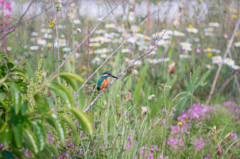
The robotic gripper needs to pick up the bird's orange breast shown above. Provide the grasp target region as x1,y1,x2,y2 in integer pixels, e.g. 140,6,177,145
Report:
99,77,110,90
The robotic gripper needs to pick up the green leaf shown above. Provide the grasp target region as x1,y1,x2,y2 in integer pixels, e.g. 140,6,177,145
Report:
2,151,14,159
46,141,59,158
23,129,39,154
61,115,80,143
7,72,28,80
70,108,94,136
32,121,46,151
13,125,23,148
47,82,75,108
42,146,53,159
21,101,28,115
11,82,22,115
11,149,28,159
34,94,49,113
44,114,65,144
133,63,149,105
53,73,84,91
1,126,12,148
0,77,7,86
12,66,26,74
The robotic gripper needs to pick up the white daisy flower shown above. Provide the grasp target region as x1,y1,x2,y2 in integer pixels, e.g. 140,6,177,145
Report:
179,54,191,59
31,32,39,36
158,57,169,62
37,39,46,45
234,42,240,47
29,46,39,50
105,23,116,29
148,94,155,100
211,56,222,64
73,19,81,24
62,47,71,52
186,25,198,33
209,22,220,27
232,65,240,70
205,64,214,69
224,58,235,67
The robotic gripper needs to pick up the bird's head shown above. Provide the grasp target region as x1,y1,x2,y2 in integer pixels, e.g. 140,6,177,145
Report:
103,71,118,79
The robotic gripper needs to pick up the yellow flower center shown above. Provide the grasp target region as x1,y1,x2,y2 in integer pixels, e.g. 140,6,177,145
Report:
189,25,194,29
228,59,231,62
208,52,212,57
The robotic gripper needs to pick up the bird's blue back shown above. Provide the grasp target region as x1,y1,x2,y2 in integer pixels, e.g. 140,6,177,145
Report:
97,75,109,88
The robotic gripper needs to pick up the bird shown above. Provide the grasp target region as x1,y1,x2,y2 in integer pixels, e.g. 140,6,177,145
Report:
97,71,118,92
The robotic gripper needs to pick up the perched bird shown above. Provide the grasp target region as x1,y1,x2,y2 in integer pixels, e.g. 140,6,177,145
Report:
97,71,118,92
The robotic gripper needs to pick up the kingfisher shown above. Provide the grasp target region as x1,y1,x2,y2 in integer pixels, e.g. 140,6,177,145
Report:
97,71,118,92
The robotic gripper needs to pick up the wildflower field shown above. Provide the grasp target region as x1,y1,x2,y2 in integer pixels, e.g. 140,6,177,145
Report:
1,0,240,158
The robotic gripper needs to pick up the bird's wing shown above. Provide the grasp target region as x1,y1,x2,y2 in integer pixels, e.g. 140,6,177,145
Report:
97,76,104,88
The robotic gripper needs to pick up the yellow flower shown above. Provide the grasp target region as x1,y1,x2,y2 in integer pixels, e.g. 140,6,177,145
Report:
103,68,106,71
234,10,238,14
199,0,203,2
232,14,237,19
52,20,56,24
229,7,232,12
201,35,205,39
157,1,160,4
49,23,53,27
178,122,182,126
208,52,212,57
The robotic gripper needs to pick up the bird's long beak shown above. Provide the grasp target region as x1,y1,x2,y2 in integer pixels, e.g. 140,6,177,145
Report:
111,75,118,79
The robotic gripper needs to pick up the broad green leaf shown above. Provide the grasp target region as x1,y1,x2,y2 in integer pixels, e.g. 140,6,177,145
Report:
21,101,28,115
44,114,65,144
46,141,59,158
42,146,53,159
53,73,84,91
2,151,14,159
13,125,23,148
47,82,75,108
34,94,49,113
0,77,7,86
11,149,28,159
6,57,14,69
35,152,45,159
23,129,39,154
32,121,46,151
1,126,12,148
12,66,26,74
70,108,94,136
11,82,22,115
61,115,80,143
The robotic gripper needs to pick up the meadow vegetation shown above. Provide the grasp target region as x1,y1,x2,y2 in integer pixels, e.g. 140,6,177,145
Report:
1,0,240,158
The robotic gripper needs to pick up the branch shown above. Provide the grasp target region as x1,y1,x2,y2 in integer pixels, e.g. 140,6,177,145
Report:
0,0,35,40
206,17,240,104
29,0,124,103
83,0,187,113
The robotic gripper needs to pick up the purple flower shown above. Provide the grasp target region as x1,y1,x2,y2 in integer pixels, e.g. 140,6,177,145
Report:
194,136,205,151
4,1,11,10
4,13,11,18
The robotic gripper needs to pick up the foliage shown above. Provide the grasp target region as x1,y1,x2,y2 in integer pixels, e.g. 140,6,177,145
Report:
0,55,93,158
